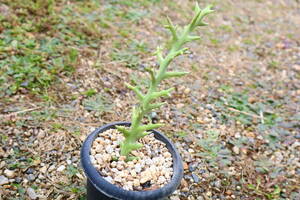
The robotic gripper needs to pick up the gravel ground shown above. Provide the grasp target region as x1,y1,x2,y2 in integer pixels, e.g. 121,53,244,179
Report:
0,0,300,199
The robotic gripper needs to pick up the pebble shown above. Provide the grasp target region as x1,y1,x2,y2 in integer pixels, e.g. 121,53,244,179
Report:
26,168,35,174
0,175,9,185
104,176,113,183
57,165,66,172
105,146,114,154
27,174,36,181
48,165,56,172
40,166,48,174
4,169,15,178
188,163,197,172
191,173,200,183
170,196,180,200
27,187,38,200
183,162,189,170
212,180,221,188
134,164,142,173
14,177,22,183
233,146,240,155
180,179,188,187
197,196,204,200
158,176,166,184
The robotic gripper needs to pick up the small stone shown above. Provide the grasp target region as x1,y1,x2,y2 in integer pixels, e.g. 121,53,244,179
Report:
125,181,133,190
140,175,151,184
131,150,140,157
40,166,47,174
197,196,204,200
105,146,114,154
134,164,142,173
57,165,65,172
133,179,140,187
226,190,232,195
191,173,200,183
94,154,102,161
26,168,35,174
183,162,188,170
95,138,105,145
117,165,124,171
184,88,191,94
158,176,166,184
188,148,195,153
37,130,46,139
0,176,9,185
212,180,221,187
114,176,122,183
163,152,172,158
111,168,119,173
104,176,113,183
292,64,300,72
24,131,31,137
170,196,180,200
145,158,153,165
150,112,158,120
188,163,197,172
206,191,212,196
110,161,117,168
176,103,185,109
27,174,36,181
119,156,126,161
102,154,111,162
27,188,38,199
4,169,15,178
130,170,137,177
181,179,188,188
273,151,283,163
233,146,240,155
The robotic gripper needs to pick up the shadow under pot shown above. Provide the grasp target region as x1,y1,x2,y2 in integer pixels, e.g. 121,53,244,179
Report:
80,121,183,200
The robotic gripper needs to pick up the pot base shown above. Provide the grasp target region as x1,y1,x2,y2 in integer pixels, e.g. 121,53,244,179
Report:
87,179,116,200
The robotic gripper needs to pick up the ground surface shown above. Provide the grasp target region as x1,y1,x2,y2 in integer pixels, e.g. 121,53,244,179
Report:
0,0,300,199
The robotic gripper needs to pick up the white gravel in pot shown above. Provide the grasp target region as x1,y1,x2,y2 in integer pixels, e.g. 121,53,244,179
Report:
90,128,173,191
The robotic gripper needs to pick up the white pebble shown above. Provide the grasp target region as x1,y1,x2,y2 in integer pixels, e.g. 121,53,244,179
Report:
57,165,65,172
27,188,38,200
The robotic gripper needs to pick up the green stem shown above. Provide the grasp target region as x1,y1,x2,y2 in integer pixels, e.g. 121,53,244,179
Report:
118,3,214,158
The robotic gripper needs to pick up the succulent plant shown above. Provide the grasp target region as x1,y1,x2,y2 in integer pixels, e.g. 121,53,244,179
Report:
116,3,214,159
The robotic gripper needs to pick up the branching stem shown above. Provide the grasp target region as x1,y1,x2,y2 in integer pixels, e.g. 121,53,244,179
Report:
117,3,214,158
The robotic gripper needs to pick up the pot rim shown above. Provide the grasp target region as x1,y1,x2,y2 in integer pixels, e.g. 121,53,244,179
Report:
81,121,183,200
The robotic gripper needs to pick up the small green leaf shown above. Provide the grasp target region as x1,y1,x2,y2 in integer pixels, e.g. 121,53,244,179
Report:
138,123,164,132
125,83,144,101
163,71,189,79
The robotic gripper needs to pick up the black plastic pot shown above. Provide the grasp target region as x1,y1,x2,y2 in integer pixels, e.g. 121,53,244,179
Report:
81,122,183,200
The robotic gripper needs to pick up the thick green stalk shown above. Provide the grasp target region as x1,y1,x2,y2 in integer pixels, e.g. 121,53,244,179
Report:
117,3,214,158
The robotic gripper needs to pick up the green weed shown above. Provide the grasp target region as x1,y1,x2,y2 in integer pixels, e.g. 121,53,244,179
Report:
215,90,280,127
83,94,114,114
82,89,97,97
110,40,149,68
198,130,233,167
247,179,281,200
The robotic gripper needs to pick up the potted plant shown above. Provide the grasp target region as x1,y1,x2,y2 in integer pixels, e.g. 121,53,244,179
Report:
81,3,214,200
